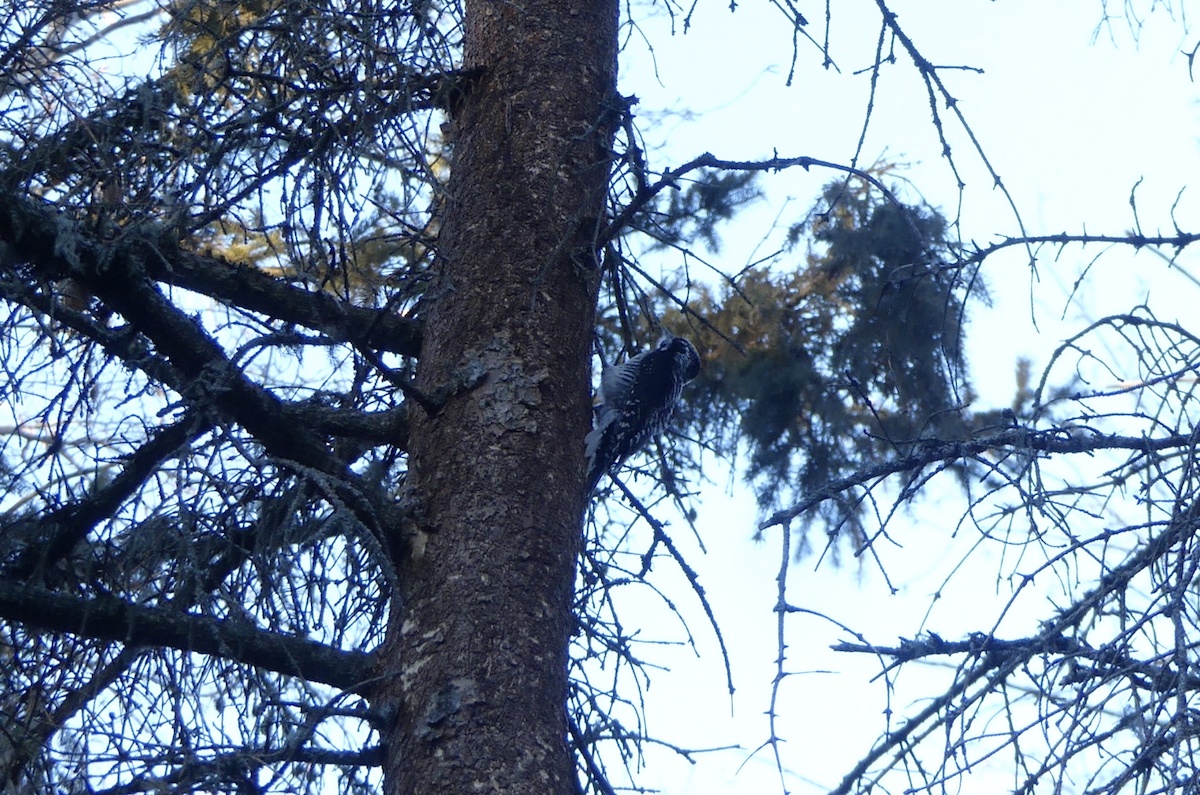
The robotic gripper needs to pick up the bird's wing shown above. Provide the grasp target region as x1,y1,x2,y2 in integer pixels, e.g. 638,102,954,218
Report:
597,350,647,408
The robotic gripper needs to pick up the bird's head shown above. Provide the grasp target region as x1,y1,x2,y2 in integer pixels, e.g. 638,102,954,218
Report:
660,335,701,382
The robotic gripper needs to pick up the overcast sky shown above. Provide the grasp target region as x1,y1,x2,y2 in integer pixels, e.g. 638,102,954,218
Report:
609,3,1200,793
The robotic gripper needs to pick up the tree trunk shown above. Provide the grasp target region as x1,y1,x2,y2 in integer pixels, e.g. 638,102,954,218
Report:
375,0,618,792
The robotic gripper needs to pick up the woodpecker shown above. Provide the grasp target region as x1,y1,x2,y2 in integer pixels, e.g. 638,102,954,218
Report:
584,335,701,493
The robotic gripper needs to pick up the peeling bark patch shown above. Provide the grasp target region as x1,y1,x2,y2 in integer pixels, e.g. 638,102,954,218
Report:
416,677,480,741
399,626,445,690
469,334,550,436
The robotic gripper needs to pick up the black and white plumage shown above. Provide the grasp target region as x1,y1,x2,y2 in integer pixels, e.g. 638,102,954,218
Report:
585,335,702,493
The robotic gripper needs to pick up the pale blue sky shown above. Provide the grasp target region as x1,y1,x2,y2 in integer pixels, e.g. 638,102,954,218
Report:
612,3,1200,793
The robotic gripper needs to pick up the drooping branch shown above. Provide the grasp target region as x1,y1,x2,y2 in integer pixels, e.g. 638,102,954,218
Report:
0,271,410,454
0,273,184,391
0,644,146,787
0,579,375,692
82,266,347,477
0,189,422,357
0,280,407,581
0,192,405,551
1,410,212,582
155,247,423,357
0,467,390,783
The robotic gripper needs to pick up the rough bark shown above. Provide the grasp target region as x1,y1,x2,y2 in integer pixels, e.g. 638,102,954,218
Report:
375,0,618,792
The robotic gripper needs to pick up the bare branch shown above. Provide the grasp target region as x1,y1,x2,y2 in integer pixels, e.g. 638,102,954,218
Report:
603,151,905,245
761,427,1190,530
0,188,422,357
0,579,375,692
